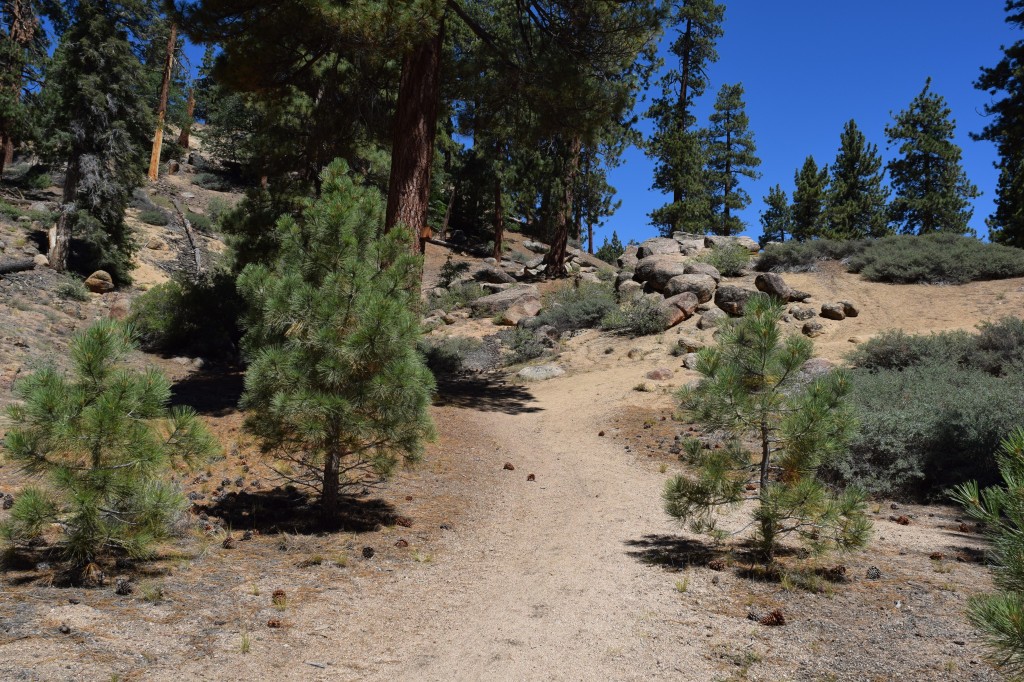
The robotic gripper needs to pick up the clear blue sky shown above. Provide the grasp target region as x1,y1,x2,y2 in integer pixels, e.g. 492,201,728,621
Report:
603,0,1018,247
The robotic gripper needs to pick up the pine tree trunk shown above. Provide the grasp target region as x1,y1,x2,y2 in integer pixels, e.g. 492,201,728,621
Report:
440,183,455,241
722,127,732,236
147,23,177,182
177,89,195,148
493,175,504,261
758,421,775,561
0,0,37,179
0,136,10,177
671,18,694,217
49,157,80,272
587,219,594,254
385,23,444,254
544,135,582,278
321,447,341,526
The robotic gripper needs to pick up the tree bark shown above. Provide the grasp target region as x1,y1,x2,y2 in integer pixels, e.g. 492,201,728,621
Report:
320,447,341,526
587,219,594,254
544,135,582,278
176,88,195,148
492,174,504,261
671,17,694,216
0,0,38,178
385,23,444,254
147,23,177,182
49,157,80,273
0,258,35,274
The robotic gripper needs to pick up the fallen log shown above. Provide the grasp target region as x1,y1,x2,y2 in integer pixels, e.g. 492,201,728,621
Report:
0,258,35,275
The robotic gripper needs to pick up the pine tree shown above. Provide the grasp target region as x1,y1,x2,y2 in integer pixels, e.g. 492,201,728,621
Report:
705,83,761,236
825,120,889,240
885,79,980,235
1,321,217,576
974,1,1024,247
758,184,792,246
646,0,724,236
791,156,829,241
952,428,1024,673
663,295,871,561
44,0,153,281
594,230,625,264
237,160,436,525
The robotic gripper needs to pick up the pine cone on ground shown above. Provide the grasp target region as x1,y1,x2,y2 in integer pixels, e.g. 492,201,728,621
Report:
759,609,786,626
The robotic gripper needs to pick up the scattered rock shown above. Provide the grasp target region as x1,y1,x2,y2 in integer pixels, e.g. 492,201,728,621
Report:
790,289,812,302
499,297,542,326
802,321,825,338
32,254,48,268
473,264,516,285
697,308,727,330
440,523,454,531
790,306,815,321
617,279,644,301
146,236,167,250
503,462,516,471
684,262,721,283
470,284,540,315
682,353,700,370
754,273,793,301
838,300,859,317
517,363,565,381
820,303,846,321
664,273,717,303
636,237,682,259
84,270,115,293
58,623,71,635
660,291,699,328
527,473,536,482
646,368,674,381
107,296,131,321
617,244,640,271
714,285,757,316
523,240,547,254
633,254,690,292
598,431,605,437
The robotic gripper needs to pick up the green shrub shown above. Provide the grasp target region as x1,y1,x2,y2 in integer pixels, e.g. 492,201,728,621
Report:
0,199,54,224
417,336,484,375
194,172,231,192
699,244,751,277
139,208,170,226
128,272,243,357
499,327,547,365
206,197,231,222
187,211,213,233
756,239,868,272
535,281,618,333
56,278,91,302
437,255,471,288
601,295,666,337
848,233,1024,284
428,281,486,311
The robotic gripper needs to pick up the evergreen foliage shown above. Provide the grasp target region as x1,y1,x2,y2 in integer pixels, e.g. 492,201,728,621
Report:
646,0,725,236
705,83,761,236
594,230,625,264
237,160,435,525
952,428,1024,674
44,0,154,281
974,0,1024,248
758,184,792,246
825,120,889,240
790,156,829,241
885,78,979,235
0,321,217,573
664,295,870,561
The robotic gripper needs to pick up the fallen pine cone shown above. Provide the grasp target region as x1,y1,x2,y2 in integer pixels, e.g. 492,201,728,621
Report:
222,535,236,549
959,523,970,533
821,565,847,582
267,618,282,628
760,609,786,626
745,483,757,491
395,538,409,548
405,495,413,501
271,589,286,607
114,577,133,596
362,547,375,559
598,431,605,437
708,559,726,572
503,462,515,471
930,552,945,561
394,516,413,528
527,473,536,482
889,515,910,526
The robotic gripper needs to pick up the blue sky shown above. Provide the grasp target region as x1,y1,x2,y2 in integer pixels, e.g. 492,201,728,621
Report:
602,0,1018,247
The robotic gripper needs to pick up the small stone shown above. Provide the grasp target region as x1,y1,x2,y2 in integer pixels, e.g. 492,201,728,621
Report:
440,523,454,531
527,473,536,482
503,462,515,471
146,237,167,250
802,321,825,338
646,368,674,381
33,254,48,268
68,598,81,605
84,270,115,293
838,300,859,317
820,302,846,320
891,503,900,509
58,623,71,635
598,431,605,437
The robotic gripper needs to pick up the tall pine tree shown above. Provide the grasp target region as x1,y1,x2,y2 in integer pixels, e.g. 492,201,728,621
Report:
974,0,1024,247
759,184,792,246
705,83,761,236
647,0,724,236
791,156,829,241
825,119,889,240
885,78,979,235
45,0,153,281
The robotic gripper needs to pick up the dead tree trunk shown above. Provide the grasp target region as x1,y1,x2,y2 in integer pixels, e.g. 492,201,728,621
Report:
384,23,444,254
544,135,582,278
147,23,177,182
49,158,80,272
493,175,504,261
176,88,195,148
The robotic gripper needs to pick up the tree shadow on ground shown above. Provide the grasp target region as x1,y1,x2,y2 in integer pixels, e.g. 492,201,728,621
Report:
170,366,245,417
624,534,731,570
193,486,397,535
433,374,542,415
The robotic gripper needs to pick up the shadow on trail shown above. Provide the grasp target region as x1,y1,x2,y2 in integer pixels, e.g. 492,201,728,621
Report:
194,486,397,535
433,374,543,415
624,534,726,571
170,366,245,417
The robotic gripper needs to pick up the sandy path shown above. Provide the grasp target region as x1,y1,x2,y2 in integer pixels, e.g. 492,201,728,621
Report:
364,368,710,681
